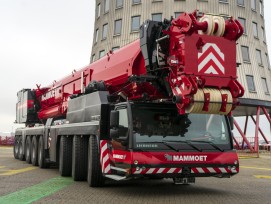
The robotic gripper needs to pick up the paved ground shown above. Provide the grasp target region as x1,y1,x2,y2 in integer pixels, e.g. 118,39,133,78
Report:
0,146,270,204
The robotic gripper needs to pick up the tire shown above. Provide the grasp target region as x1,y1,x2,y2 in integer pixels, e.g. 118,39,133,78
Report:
18,137,25,161
87,136,105,187
72,135,88,181
25,136,32,164
13,136,19,159
38,136,49,168
59,136,72,177
31,136,39,166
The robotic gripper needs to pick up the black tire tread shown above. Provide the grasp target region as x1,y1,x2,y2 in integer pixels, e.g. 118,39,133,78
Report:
25,136,32,164
38,136,49,168
13,136,19,159
59,136,72,177
31,136,39,166
87,136,105,187
72,136,88,181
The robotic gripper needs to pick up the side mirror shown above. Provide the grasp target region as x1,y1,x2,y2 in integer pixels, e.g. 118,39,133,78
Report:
110,129,119,140
110,111,119,128
229,116,234,131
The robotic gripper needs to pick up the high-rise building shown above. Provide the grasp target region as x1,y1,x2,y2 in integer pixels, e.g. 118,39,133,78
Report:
91,0,270,116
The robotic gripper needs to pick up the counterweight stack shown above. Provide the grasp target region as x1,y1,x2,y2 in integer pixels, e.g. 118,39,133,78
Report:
16,10,244,125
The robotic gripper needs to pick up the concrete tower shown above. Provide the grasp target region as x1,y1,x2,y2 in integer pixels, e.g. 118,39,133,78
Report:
91,0,271,116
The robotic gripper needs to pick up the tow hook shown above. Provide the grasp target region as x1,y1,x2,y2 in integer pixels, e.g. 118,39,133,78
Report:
173,177,195,185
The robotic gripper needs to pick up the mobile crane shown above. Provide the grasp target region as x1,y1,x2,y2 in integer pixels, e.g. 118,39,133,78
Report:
14,10,244,187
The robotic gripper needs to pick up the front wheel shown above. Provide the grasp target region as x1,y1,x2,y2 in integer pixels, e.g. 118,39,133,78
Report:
13,136,19,159
18,137,25,161
87,136,105,187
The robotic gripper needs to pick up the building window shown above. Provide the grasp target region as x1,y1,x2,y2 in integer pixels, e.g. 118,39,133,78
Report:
260,0,264,15
237,0,244,6
102,24,108,40
104,0,109,13
95,29,99,43
251,0,256,11
114,19,122,35
175,12,183,18
261,78,269,94
99,50,105,59
256,49,263,66
252,22,258,38
91,54,96,63
131,16,140,32
116,0,123,8
246,75,256,92
261,27,265,42
266,53,270,69
219,0,228,3
112,46,120,52
238,18,246,34
152,13,162,22
97,3,101,18
241,46,250,63
132,0,141,4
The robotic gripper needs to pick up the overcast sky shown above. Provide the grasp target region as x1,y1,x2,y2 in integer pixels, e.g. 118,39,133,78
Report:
0,0,271,139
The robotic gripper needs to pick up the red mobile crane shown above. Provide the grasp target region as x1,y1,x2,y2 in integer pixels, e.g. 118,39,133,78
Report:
14,10,244,186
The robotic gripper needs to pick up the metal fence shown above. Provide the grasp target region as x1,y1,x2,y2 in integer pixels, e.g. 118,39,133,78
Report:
0,136,14,146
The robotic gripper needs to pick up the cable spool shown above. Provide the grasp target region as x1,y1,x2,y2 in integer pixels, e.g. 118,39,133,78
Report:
186,89,205,113
198,15,214,36
212,16,225,36
219,89,233,115
204,88,222,114
185,88,233,115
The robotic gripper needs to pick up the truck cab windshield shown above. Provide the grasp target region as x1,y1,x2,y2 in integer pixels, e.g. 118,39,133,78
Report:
131,104,231,150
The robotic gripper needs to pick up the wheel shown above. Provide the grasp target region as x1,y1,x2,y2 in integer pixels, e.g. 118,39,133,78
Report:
31,136,39,166
59,136,72,176
38,136,49,168
25,136,32,164
87,136,105,187
13,136,19,159
72,135,88,181
18,137,25,161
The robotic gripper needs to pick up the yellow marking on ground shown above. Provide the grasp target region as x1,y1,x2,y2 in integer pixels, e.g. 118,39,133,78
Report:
0,167,37,176
240,166,271,171
254,175,271,179
0,166,5,169
238,156,258,159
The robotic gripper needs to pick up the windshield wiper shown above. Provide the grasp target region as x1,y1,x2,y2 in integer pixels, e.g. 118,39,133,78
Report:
188,140,224,152
162,140,202,152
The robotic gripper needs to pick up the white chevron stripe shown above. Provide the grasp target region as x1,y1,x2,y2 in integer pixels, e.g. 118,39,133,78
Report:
219,167,227,173
198,43,224,59
102,154,109,172
104,164,111,173
167,168,176,173
146,168,155,174
207,167,216,173
203,66,219,74
157,168,165,174
101,143,107,154
196,168,205,173
198,52,225,73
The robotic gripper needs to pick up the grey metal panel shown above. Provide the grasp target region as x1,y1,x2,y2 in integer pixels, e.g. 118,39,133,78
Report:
52,122,99,136
91,0,271,109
